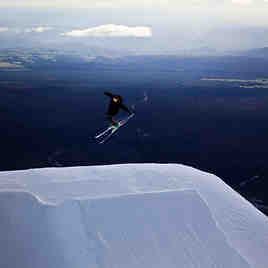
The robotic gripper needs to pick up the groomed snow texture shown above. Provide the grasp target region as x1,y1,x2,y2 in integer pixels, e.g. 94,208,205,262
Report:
0,164,267,268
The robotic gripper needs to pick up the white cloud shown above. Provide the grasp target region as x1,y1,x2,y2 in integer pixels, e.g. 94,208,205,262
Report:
0,27,9,32
24,26,53,33
61,24,152,38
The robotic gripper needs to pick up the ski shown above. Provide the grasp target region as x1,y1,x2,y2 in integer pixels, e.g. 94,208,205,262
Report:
95,113,134,144
94,125,114,139
98,126,120,144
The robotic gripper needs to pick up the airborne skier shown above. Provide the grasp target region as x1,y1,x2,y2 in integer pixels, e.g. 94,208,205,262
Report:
93,92,134,144
104,91,133,126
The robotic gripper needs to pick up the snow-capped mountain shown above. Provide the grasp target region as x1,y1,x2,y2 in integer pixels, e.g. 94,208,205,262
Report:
0,164,267,268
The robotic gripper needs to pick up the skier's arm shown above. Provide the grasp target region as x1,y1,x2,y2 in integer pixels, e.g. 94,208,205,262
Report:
104,91,114,98
120,103,132,115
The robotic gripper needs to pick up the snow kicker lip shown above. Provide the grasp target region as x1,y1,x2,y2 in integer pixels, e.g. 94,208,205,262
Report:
0,163,268,268
0,187,251,268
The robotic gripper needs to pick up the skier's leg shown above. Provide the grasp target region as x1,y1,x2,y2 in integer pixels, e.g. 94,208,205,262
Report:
111,118,120,127
106,115,119,127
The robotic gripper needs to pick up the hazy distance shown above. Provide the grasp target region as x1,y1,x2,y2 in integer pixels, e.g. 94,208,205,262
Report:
0,1,268,55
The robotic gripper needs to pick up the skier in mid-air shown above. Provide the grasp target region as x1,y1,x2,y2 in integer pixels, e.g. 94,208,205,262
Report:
94,92,134,143
104,91,133,126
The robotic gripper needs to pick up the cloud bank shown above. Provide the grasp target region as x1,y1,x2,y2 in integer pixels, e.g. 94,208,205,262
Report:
24,26,53,33
61,24,152,38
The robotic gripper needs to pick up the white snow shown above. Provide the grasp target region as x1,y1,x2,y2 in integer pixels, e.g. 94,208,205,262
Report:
0,163,267,268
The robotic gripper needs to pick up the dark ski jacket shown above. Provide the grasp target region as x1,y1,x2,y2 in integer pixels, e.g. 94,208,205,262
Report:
104,92,132,116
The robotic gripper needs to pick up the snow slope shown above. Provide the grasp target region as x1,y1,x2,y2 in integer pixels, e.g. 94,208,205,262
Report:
0,164,267,268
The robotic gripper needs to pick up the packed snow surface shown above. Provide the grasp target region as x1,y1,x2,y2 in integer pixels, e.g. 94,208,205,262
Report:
0,163,267,268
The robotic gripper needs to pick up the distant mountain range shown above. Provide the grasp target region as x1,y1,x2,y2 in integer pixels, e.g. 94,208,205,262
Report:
242,47,268,58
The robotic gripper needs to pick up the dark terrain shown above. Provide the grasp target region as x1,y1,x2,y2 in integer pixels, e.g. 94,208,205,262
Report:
0,53,268,215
